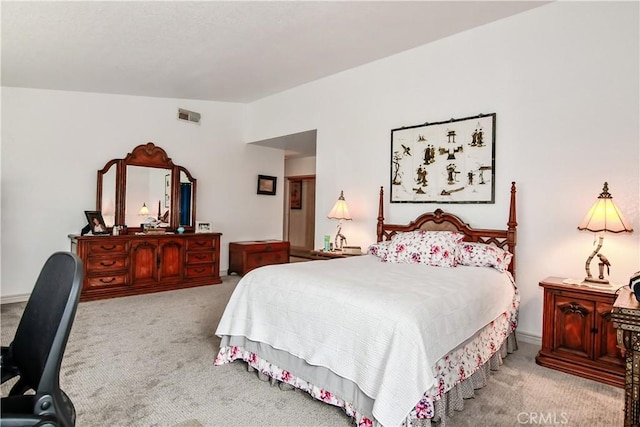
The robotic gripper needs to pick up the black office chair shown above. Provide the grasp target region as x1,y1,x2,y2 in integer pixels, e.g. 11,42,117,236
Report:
1,252,83,427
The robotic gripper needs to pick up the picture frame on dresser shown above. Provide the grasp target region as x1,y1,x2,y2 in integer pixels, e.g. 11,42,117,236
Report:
84,210,108,234
196,221,212,233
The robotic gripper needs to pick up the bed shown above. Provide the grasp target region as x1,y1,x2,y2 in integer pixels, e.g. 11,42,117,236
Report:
215,183,519,426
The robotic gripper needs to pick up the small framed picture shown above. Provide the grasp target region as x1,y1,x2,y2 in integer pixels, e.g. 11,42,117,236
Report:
84,210,108,234
290,180,302,209
257,175,277,195
196,221,212,233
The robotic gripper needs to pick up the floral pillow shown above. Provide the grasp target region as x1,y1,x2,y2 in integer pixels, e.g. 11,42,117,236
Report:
367,240,393,260
382,230,464,267
457,242,513,272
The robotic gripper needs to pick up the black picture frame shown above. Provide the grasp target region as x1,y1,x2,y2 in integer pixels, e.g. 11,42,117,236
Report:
390,113,496,204
257,175,277,195
84,210,108,234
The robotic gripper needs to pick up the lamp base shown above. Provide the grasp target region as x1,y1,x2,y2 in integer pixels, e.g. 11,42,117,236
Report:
584,276,610,285
582,277,613,289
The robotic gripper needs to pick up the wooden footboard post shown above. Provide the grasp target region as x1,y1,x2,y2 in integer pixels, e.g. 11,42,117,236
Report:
507,182,518,278
377,186,384,242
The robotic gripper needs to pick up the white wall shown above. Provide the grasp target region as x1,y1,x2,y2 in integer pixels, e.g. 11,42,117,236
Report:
246,2,640,338
1,88,285,298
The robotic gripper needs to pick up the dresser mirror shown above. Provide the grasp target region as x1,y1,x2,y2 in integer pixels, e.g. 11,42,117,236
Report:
96,143,197,231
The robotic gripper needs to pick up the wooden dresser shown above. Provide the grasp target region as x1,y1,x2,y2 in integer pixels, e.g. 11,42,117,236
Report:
228,240,289,276
536,276,624,387
69,232,222,301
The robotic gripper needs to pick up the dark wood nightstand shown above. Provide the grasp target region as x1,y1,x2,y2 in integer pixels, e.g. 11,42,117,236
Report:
536,276,624,387
309,250,361,260
228,240,289,275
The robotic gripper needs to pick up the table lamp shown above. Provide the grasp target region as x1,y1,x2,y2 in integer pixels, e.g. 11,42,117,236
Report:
577,182,633,285
327,191,352,250
138,203,150,216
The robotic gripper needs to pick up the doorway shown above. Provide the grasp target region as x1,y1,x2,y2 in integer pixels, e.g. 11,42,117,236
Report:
285,176,316,258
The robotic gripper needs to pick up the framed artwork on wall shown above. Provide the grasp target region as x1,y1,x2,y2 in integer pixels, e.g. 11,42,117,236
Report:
290,180,302,209
257,175,277,195
390,113,496,204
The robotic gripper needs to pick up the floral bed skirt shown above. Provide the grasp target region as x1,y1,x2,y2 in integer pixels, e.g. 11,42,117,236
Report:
215,311,518,427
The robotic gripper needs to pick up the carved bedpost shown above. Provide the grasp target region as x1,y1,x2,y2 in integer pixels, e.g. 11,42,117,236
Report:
377,186,384,242
507,182,518,278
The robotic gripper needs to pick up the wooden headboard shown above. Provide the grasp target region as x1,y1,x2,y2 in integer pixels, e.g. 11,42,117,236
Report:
376,182,518,278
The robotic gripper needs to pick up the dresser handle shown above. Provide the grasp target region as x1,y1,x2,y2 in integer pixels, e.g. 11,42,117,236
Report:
195,254,206,260
194,268,205,273
99,277,116,283
100,245,116,251
100,261,116,267
265,245,272,252
194,241,207,246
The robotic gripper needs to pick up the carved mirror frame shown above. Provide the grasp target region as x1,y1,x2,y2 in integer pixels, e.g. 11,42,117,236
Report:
96,143,197,232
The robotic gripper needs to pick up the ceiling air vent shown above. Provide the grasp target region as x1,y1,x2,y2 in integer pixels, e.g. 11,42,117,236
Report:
178,108,201,124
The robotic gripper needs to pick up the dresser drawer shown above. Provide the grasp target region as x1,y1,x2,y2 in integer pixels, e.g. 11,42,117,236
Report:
86,241,129,256
186,251,214,265
246,251,288,270
85,256,128,272
86,273,128,289
185,264,214,278
186,238,214,251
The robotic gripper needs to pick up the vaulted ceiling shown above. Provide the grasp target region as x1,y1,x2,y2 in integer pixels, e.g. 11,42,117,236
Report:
2,1,548,103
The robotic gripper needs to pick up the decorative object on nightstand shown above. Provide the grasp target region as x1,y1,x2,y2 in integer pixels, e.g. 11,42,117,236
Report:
577,182,633,286
536,276,624,387
611,281,640,425
327,190,352,250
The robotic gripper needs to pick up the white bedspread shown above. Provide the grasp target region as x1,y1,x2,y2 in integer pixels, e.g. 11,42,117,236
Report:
215,255,516,426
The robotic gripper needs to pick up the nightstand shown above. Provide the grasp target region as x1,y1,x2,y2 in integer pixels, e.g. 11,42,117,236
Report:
309,250,361,260
536,276,624,387
228,240,289,275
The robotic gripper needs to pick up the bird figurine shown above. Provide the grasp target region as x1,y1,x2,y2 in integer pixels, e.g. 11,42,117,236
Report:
597,253,611,279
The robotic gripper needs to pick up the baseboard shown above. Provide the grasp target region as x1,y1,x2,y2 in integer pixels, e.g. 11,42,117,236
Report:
1,293,30,305
516,330,542,346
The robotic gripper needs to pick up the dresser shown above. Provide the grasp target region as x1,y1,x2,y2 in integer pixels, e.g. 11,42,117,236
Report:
228,240,289,276
69,232,222,301
536,276,624,387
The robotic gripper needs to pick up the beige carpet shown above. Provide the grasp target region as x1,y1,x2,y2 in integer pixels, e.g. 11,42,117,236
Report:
1,275,624,426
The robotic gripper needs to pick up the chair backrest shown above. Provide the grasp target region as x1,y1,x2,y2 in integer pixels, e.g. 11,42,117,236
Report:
10,252,83,399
